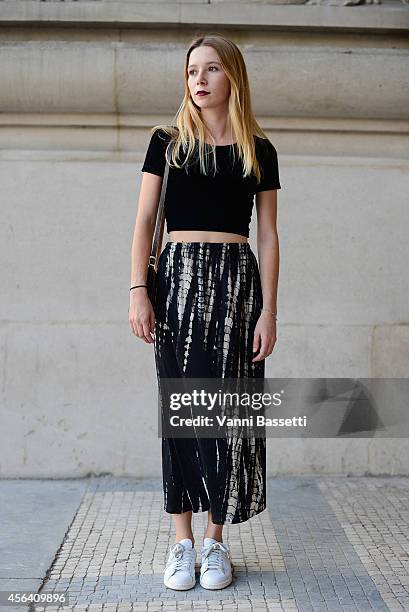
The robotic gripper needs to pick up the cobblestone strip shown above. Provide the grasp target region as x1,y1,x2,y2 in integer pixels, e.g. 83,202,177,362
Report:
35,602,297,612
266,477,390,611
319,476,409,612
33,476,289,611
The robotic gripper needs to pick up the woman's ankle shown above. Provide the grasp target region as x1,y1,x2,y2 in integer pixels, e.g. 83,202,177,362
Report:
204,531,223,542
175,535,195,546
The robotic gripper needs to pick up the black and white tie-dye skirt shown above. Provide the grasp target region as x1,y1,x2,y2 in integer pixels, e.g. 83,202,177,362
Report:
153,241,266,525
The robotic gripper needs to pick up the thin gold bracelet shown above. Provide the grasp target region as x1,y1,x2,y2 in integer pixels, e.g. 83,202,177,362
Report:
261,308,277,320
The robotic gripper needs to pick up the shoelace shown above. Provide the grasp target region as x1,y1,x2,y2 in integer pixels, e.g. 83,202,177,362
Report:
201,542,230,572
167,543,194,573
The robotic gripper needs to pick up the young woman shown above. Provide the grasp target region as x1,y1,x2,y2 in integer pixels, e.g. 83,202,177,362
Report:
129,34,281,591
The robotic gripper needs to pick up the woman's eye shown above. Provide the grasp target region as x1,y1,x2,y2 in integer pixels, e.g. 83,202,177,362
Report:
188,66,218,76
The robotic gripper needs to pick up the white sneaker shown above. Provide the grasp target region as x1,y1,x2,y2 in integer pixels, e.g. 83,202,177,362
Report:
200,537,233,590
163,538,197,590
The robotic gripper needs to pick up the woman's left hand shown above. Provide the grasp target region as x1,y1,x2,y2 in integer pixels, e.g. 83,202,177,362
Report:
252,312,277,362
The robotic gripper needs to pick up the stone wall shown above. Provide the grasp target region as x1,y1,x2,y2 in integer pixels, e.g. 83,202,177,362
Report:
0,1,408,476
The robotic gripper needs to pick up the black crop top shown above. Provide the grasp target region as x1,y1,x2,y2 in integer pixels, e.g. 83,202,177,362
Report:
141,128,281,238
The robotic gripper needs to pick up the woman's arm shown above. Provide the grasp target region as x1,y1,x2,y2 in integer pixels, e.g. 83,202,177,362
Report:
252,189,280,362
129,172,163,344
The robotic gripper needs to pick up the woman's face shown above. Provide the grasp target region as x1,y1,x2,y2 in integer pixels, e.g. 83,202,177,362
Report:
187,46,231,110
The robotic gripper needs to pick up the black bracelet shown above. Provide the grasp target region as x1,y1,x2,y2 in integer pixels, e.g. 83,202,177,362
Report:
130,284,147,291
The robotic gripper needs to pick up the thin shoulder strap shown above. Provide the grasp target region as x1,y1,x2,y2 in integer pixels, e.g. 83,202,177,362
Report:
150,139,173,268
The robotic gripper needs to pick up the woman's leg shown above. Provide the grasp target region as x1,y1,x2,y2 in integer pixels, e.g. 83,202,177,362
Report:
204,510,224,542
172,510,195,546
171,508,223,546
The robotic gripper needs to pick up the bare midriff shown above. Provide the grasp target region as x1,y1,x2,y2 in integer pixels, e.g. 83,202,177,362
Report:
168,230,248,243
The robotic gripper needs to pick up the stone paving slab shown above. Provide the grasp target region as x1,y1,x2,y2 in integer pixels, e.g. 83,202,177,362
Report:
1,476,409,611
319,478,409,612
0,479,89,612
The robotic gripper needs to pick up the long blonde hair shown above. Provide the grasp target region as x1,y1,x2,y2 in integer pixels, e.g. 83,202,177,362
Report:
150,33,269,184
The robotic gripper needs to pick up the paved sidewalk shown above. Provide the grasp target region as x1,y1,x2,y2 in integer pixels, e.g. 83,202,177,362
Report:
1,476,409,612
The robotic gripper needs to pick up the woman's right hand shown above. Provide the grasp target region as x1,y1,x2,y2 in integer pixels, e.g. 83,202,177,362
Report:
129,289,156,344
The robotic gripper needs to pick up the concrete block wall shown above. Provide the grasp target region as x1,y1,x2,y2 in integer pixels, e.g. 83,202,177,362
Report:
0,2,408,477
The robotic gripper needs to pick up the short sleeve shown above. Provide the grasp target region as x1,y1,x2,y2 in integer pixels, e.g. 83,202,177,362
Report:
141,128,169,177
254,138,281,192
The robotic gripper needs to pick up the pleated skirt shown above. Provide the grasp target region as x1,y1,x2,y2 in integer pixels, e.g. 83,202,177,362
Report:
153,241,266,525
